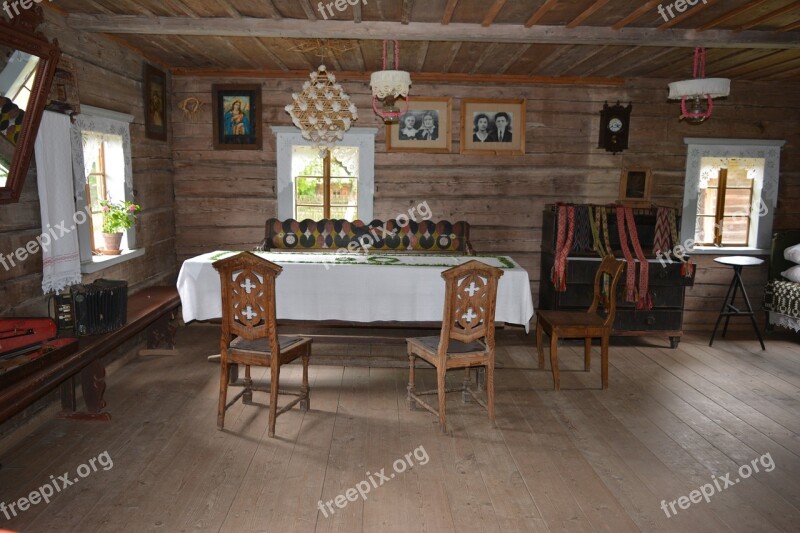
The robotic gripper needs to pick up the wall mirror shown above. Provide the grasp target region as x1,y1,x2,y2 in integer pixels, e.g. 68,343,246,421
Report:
0,8,61,204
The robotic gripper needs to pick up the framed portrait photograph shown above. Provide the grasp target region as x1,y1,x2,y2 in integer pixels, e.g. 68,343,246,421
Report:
144,64,167,141
386,97,452,153
460,98,526,156
619,167,653,206
212,84,262,150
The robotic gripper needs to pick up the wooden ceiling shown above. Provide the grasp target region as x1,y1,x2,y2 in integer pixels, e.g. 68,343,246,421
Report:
51,0,800,82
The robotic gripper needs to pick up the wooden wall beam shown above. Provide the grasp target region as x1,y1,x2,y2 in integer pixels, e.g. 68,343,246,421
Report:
65,15,800,49
169,67,626,86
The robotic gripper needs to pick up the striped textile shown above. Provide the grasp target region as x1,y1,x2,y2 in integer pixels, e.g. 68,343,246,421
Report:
552,204,575,292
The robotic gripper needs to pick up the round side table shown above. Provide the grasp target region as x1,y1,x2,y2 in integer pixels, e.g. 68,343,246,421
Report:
709,256,765,350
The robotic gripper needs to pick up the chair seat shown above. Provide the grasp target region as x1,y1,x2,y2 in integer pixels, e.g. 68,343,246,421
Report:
537,310,608,336
230,335,306,354
408,335,487,356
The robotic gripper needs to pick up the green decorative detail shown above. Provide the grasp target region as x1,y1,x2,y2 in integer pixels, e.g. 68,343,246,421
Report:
367,256,401,265
207,251,518,269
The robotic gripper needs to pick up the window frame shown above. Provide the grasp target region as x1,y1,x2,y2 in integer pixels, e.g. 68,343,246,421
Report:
70,105,138,271
680,138,784,254
271,126,377,221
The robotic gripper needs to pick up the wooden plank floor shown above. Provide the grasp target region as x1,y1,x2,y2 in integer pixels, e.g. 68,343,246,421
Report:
1,324,798,532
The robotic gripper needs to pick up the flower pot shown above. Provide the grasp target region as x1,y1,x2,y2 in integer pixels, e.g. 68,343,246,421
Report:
102,232,123,255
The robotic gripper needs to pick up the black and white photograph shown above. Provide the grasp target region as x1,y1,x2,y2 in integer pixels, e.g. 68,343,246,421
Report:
387,97,452,153
460,98,525,155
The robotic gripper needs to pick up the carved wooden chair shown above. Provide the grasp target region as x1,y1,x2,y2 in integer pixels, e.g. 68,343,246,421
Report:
536,256,624,390
212,252,312,437
407,260,504,432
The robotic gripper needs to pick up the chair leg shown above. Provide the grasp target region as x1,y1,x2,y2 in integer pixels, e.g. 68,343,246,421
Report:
486,362,495,428
243,365,253,405
217,360,229,430
462,368,471,403
268,363,280,438
300,347,310,412
550,333,560,391
437,367,447,433
584,337,592,371
407,350,417,411
536,319,545,369
601,335,609,389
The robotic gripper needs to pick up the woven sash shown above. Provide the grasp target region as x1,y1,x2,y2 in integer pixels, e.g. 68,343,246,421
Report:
652,207,671,255
571,205,593,253
617,206,652,310
668,208,694,277
552,205,575,292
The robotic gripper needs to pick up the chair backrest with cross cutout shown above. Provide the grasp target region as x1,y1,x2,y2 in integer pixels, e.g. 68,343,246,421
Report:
212,252,282,353
587,255,624,327
439,260,504,353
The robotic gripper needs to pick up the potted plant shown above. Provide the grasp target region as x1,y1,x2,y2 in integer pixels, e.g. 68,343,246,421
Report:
100,199,140,255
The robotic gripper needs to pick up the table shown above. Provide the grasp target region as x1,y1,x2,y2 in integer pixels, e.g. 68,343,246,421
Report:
177,251,535,331
709,256,765,350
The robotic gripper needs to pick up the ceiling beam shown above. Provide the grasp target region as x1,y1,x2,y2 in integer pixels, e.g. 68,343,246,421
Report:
442,0,459,25
697,0,770,31
567,0,610,29
734,0,800,32
612,0,661,30
657,0,719,30
216,0,242,19
482,0,507,27
64,15,800,49
525,0,558,28
353,1,362,23
777,19,800,32
298,0,318,21
169,67,625,86
401,0,415,25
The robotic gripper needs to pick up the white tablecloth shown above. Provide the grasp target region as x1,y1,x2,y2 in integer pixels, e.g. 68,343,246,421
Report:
177,251,534,330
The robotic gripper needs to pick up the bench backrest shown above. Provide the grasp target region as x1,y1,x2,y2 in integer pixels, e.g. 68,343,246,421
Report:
263,218,473,254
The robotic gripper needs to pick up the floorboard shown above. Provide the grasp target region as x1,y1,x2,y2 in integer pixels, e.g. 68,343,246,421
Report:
0,326,798,532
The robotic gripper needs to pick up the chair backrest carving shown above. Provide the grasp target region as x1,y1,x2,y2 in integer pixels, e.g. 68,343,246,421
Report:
588,255,625,327
439,260,504,353
213,252,281,353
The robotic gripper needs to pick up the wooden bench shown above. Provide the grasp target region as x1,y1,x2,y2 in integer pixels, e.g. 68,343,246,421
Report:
0,287,181,423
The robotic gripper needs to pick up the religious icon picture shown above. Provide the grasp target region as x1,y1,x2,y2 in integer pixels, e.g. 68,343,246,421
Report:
212,84,262,150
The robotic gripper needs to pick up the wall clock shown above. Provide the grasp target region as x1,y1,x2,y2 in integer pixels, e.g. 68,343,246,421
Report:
598,101,632,154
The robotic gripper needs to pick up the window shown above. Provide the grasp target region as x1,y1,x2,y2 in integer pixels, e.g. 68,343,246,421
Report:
272,126,377,221
695,158,762,246
680,138,784,252
70,105,139,271
293,145,359,220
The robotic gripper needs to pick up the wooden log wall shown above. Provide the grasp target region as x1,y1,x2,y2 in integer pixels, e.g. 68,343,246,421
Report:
173,73,800,333
0,10,176,316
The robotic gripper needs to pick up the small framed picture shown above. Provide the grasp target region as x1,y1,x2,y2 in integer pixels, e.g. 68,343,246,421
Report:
144,64,168,141
460,98,525,156
619,167,653,206
212,84,262,150
386,97,452,153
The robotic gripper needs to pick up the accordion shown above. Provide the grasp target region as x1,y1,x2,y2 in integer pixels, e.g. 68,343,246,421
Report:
71,280,128,335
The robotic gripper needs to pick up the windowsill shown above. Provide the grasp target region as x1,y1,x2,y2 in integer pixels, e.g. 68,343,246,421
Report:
688,246,768,256
80,248,145,274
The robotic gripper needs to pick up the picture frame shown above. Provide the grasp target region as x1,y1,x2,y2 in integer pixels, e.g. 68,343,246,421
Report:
619,167,653,206
386,97,452,153
460,98,526,156
212,84,262,150
143,64,168,141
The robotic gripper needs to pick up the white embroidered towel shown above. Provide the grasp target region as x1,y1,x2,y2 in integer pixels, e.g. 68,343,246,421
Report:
35,110,81,294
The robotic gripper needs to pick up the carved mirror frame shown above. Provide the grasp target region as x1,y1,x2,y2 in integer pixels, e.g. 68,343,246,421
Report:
0,7,61,204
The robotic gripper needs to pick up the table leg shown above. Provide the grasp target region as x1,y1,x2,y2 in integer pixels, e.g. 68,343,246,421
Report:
737,270,766,351
722,266,742,338
710,270,738,347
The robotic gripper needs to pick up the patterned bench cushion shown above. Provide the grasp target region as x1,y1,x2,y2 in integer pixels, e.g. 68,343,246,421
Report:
264,218,473,254
763,280,800,320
